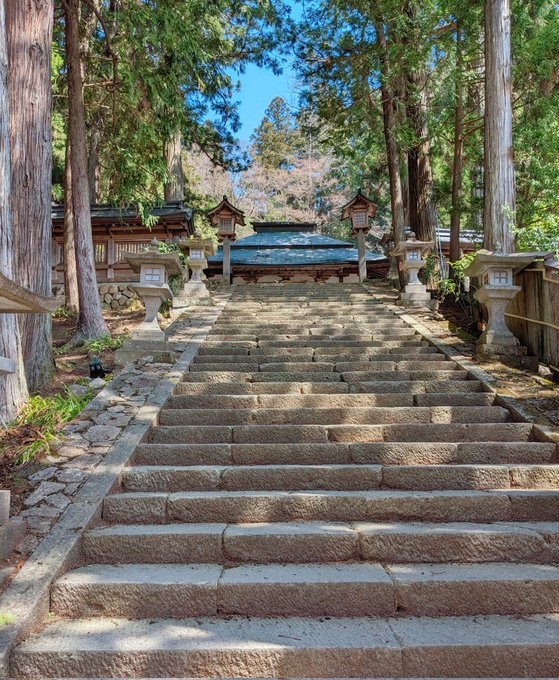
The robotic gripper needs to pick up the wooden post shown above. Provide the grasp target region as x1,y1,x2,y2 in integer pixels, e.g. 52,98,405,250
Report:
222,236,231,283
357,231,367,282
107,238,115,280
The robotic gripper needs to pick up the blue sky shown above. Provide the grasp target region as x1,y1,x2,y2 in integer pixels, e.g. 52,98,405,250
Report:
234,62,299,142
233,0,303,142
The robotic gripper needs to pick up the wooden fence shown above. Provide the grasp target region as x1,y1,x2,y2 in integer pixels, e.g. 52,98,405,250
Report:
506,257,559,372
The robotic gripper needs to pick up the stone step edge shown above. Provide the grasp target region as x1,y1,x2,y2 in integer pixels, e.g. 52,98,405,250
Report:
120,463,559,492
11,614,559,678
81,520,559,566
50,561,559,618
102,488,559,524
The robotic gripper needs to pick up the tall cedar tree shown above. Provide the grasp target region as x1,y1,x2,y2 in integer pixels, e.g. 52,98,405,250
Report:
65,0,109,340
0,1,28,423
484,0,516,252
7,0,55,390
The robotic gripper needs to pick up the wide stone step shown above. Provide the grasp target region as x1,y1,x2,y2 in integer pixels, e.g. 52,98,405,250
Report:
181,370,474,383
188,361,458,374
208,324,411,334
157,406,510,427
121,464,559,494
231,339,427,348
182,371,343,383
11,614,559,678
165,393,416,409
82,521,559,564
173,380,485,395
192,353,443,365
50,562,559,619
175,381,351,395
131,441,556,467
165,392,496,409
147,422,532,445
103,489,559,524
121,464,383,492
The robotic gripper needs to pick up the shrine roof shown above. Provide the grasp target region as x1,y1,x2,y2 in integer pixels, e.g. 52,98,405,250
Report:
52,201,193,225
209,244,387,267
232,231,353,249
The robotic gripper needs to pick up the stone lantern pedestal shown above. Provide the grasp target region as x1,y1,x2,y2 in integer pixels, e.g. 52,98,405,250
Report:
390,234,436,308
178,235,216,305
464,252,540,366
115,242,184,365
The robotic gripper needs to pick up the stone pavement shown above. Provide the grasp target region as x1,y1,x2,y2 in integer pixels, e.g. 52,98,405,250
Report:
7,284,559,678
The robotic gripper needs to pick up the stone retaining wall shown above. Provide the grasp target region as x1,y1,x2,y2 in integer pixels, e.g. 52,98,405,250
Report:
98,283,138,310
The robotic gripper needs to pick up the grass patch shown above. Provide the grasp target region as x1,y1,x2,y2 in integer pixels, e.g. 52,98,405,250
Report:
0,388,94,466
83,333,129,353
0,612,16,626
52,306,77,320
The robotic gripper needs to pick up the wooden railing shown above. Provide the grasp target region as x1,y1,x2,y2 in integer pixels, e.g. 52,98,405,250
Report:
506,258,559,371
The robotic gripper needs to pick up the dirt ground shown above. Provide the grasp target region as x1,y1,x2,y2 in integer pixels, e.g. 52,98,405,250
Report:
48,308,146,394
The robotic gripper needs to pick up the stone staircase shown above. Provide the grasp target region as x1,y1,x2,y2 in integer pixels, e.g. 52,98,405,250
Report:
11,284,559,678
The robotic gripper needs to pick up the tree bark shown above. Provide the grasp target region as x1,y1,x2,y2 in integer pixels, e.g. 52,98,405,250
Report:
6,0,54,391
406,80,436,243
402,3,436,244
65,0,109,339
164,131,185,201
87,125,102,203
0,0,28,423
449,25,465,273
63,137,79,313
484,0,516,253
376,22,406,246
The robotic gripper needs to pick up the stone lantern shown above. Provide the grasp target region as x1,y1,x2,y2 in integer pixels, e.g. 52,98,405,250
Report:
380,232,400,288
340,190,378,282
464,251,540,363
390,232,435,307
207,196,245,283
115,239,183,365
178,233,216,304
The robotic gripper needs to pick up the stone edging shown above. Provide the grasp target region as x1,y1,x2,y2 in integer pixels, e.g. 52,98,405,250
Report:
370,287,559,450
0,297,229,675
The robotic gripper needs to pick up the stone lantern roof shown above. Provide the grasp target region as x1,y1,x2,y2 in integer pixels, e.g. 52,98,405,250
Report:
121,241,184,277
207,196,245,228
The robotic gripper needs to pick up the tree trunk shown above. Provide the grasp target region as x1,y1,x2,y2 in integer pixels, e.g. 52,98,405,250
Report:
449,25,465,273
376,22,406,246
63,137,79,313
66,0,109,340
406,80,437,243
484,0,516,253
87,125,102,203
0,0,28,423
164,131,184,201
402,3,436,244
6,0,54,391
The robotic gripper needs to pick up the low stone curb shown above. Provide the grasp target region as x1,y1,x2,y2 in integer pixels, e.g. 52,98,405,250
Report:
370,286,559,451
0,296,229,675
